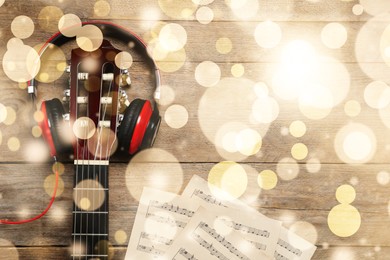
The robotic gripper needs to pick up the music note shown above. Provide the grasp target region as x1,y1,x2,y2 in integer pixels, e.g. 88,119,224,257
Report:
149,200,195,217
136,244,164,256
140,232,173,245
277,239,302,257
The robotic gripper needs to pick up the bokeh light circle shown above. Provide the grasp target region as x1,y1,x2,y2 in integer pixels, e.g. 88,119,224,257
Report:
289,120,306,138
115,51,133,70
196,6,214,24
208,161,248,199
231,63,245,77
34,43,66,83
352,4,364,15
125,148,183,201
114,230,128,244
321,23,348,49
216,37,233,54
336,184,356,204
254,21,282,49
235,128,262,156
158,85,176,106
8,137,20,152
76,24,104,52
159,23,187,52
11,15,34,39
164,104,189,129
359,0,390,16
38,6,64,32
289,221,318,245
377,171,390,185
277,157,299,181
23,140,49,162
158,0,198,19
4,107,16,126
257,170,278,190
195,61,221,87
334,123,376,164
2,44,40,83
87,128,118,159
0,103,7,123
73,117,96,140
328,204,361,237
44,174,64,197
291,143,308,160
251,96,279,124
344,100,361,117
199,77,271,147
73,180,105,211
306,158,322,173
94,0,111,17
7,38,24,50
364,81,390,109
58,14,82,37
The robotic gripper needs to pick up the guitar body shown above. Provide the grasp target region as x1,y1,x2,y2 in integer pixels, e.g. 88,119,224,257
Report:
70,40,120,259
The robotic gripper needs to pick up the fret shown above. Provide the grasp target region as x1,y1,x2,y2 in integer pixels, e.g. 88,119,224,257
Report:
73,211,108,214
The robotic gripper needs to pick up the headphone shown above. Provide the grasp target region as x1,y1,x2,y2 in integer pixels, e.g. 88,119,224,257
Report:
29,21,161,159
0,21,161,225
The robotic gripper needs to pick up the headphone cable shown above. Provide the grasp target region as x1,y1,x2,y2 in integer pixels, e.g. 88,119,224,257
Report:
0,160,59,225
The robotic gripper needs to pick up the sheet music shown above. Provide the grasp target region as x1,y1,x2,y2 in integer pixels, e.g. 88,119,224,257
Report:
163,207,271,260
182,175,316,259
125,187,200,259
182,175,281,257
273,227,316,260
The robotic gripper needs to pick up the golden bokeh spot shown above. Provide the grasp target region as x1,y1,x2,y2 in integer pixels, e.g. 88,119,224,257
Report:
289,221,318,245
254,21,282,49
289,120,307,138
352,4,364,16
32,125,42,138
11,15,34,39
306,158,321,173
114,230,128,244
155,48,186,73
291,143,308,160
377,171,390,186
159,23,188,52
257,170,278,190
94,0,111,17
115,51,133,70
336,184,356,204
208,161,248,199
344,100,361,117
79,197,91,210
364,81,390,109
3,107,16,126
216,37,232,54
38,6,64,33
0,103,7,123
195,61,221,87
87,127,118,159
196,6,214,25
235,128,262,156
19,82,28,89
34,110,44,123
7,137,20,152
328,204,361,237
76,25,104,52
58,14,82,37
158,85,175,106
158,0,198,19
38,73,50,82
231,63,244,77
164,104,189,129
7,37,24,50
276,157,299,181
73,117,96,140
74,179,105,211
52,161,65,175
321,22,348,49
44,174,64,197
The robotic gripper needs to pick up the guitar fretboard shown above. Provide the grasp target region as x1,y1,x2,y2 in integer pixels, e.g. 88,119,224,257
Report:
71,163,109,259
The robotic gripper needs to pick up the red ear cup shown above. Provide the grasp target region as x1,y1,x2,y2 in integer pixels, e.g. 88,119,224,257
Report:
118,99,159,155
39,98,65,157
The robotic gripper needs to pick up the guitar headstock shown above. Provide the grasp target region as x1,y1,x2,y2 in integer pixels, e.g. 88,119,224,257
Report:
69,40,123,161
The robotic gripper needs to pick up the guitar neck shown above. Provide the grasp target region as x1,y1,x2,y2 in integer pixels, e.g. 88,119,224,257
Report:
71,162,109,259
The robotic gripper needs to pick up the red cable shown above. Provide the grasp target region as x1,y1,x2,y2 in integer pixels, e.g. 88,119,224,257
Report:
0,166,59,225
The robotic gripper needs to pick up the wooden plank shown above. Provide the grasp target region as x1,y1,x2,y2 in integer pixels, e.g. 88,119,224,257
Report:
0,246,389,260
1,0,376,22
0,61,389,163
1,163,390,247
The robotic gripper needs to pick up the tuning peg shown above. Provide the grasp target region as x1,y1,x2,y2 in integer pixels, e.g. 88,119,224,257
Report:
65,64,71,73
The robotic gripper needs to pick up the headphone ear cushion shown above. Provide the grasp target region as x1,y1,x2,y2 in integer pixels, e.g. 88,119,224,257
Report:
40,98,65,157
118,99,145,154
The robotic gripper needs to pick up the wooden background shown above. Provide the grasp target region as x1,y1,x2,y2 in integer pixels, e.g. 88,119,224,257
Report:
1,0,390,259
